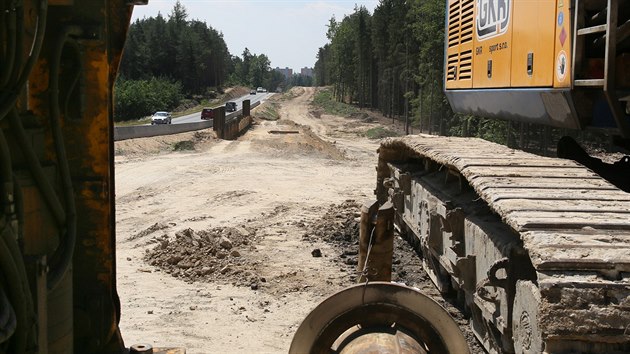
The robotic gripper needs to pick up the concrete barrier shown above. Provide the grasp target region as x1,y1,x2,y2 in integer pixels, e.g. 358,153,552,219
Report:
114,120,213,141
215,100,259,140
113,100,261,142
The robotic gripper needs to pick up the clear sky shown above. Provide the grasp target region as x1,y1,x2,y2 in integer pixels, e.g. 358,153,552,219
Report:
131,1,379,72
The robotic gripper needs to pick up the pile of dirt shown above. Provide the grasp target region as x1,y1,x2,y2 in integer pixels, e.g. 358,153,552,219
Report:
300,200,428,285
144,226,263,287
276,87,305,101
222,86,250,101
115,130,217,157
250,121,346,160
302,200,360,244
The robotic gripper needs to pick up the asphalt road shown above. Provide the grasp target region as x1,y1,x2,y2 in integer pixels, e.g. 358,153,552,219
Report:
173,92,274,124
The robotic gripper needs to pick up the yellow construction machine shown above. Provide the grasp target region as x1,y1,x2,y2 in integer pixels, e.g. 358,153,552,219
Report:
0,1,153,353
3,1,630,354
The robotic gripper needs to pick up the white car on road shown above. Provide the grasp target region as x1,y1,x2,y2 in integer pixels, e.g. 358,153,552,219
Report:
151,111,172,125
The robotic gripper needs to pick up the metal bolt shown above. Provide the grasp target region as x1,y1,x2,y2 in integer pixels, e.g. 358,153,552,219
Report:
130,344,153,354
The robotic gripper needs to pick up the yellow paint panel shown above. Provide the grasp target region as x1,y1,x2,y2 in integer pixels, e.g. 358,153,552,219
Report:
553,1,571,87
511,0,556,87
446,0,475,89
472,1,513,88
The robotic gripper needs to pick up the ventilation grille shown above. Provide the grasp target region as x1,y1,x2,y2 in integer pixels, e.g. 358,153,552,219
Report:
460,0,474,45
446,0,474,83
459,50,473,79
448,1,461,48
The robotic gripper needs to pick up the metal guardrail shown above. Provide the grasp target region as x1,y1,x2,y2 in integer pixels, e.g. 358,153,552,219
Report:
113,101,260,142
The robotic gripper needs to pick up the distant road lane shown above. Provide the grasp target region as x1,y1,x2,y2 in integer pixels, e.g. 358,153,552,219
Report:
173,92,274,124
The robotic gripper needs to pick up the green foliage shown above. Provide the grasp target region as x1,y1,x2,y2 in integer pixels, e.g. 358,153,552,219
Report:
312,88,359,116
313,1,454,133
119,1,231,94
114,77,182,121
365,127,400,139
257,102,280,121
230,48,284,89
265,70,287,92
172,140,195,151
475,119,509,144
115,1,285,122
289,74,313,87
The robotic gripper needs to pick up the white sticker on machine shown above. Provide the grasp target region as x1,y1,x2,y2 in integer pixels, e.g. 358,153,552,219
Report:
556,50,567,82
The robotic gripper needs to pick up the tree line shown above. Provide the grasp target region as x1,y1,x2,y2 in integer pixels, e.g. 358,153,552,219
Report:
314,1,446,132
115,1,311,121
119,2,231,94
313,0,596,153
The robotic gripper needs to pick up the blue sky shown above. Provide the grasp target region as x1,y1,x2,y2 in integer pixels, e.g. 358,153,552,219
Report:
131,1,379,71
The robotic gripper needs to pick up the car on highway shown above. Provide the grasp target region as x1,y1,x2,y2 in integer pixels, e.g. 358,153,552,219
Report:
201,107,214,120
250,89,256,95
257,87,264,93
225,101,237,112
151,111,172,125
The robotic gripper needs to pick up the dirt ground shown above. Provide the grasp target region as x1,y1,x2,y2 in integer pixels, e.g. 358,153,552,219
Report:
115,87,484,353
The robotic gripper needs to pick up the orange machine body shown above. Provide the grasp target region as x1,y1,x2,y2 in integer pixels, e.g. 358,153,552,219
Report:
445,0,630,135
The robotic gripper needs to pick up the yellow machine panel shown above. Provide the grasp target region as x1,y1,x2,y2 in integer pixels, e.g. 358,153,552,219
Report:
447,0,570,89
510,0,556,87
444,0,584,130
472,0,513,88
554,1,572,87
446,0,475,89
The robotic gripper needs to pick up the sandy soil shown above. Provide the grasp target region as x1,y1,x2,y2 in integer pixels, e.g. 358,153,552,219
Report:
115,87,483,353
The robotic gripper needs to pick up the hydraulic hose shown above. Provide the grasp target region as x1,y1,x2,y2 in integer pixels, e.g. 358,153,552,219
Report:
0,1,17,88
8,109,66,225
62,47,82,119
0,0,48,351
47,27,80,290
0,129,34,348
0,283,17,343
8,1,24,88
0,225,27,353
0,110,22,350
0,128,14,216
0,0,47,122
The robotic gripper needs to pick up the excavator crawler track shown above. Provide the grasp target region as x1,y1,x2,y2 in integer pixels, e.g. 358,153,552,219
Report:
376,135,630,354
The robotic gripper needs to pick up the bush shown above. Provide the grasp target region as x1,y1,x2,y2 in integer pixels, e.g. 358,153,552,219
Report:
312,88,359,117
114,77,183,121
173,140,195,151
257,102,280,121
365,127,400,139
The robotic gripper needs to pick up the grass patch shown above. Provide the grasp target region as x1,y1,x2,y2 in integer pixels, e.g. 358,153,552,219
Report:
365,127,400,139
172,140,195,151
257,102,280,121
311,88,359,117
115,118,152,126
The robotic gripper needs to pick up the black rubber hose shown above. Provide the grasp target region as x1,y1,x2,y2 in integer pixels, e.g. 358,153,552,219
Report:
0,285,17,344
8,1,23,87
0,226,26,353
0,0,47,122
0,116,22,349
0,128,13,206
8,109,66,225
62,43,81,119
47,27,80,290
0,130,35,348
0,1,17,88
